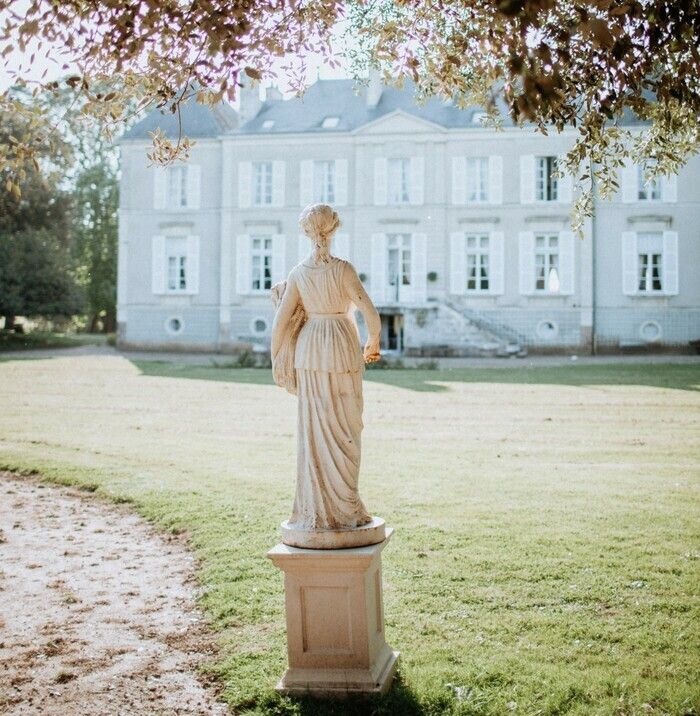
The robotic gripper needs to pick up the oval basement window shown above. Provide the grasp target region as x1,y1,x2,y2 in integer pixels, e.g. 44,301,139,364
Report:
165,316,184,335
536,319,559,340
639,320,662,343
251,317,268,334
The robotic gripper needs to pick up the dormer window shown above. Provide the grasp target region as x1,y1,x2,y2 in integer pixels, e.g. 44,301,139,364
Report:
261,119,275,130
471,111,488,125
321,116,340,129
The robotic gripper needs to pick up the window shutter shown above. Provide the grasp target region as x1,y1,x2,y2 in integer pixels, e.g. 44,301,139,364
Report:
410,233,427,303
520,155,535,204
370,233,387,304
272,234,286,284
373,158,387,206
333,232,350,262
662,174,678,203
518,231,535,294
557,156,573,204
452,156,466,205
236,234,252,295
238,162,252,207
272,160,285,207
299,160,313,206
153,168,167,210
410,156,424,205
449,232,466,295
621,231,638,295
151,235,166,294
186,165,201,209
297,234,309,263
488,156,503,204
335,159,348,206
558,230,575,294
186,235,200,294
621,161,637,203
662,230,679,295
489,231,505,295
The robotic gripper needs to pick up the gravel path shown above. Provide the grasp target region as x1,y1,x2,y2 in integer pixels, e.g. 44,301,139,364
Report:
0,472,229,715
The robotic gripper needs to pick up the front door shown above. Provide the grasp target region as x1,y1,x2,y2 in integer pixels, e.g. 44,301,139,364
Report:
381,313,404,353
387,233,412,303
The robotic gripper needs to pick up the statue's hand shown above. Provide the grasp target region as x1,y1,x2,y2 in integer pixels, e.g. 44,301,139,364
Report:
363,340,381,364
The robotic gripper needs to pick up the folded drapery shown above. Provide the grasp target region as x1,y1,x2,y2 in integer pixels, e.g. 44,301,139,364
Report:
270,280,306,395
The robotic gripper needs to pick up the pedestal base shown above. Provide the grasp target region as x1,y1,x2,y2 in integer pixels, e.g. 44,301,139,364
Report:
268,529,399,697
280,516,386,549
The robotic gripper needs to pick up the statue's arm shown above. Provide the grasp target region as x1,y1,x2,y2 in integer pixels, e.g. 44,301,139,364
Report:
271,275,301,359
343,262,381,363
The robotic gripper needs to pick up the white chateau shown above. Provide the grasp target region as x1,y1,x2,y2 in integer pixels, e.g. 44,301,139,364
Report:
117,77,700,355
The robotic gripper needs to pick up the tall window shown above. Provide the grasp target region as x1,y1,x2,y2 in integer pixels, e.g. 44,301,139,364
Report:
388,158,410,205
314,160,335,203
251,235,273,291
637,165,661,201
535,156,558,201
466,158,489,203
387,234,411,300
637,233,663,292
166,237,187,292
535,234,559,291
466,234,489,291
167,166,188,208
253,162,273,206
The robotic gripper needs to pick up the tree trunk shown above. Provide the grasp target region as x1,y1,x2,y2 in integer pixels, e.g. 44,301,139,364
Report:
103,309,116,334
3,314,15,331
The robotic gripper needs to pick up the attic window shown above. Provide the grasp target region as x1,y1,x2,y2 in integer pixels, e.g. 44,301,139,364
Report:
471,111,488,126
321,116,340,129
262,119,275,130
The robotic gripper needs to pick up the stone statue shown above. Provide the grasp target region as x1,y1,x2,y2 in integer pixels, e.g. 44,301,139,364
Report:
271,204,386,549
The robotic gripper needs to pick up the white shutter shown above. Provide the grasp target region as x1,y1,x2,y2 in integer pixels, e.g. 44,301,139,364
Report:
410,156,424,205
272,160,285,207
489,231,504,295
271,234,286,284
186,235,200,294
153,168,167,210
373,158,387,206
621,161,638,203
449,232,466,295
558,230,575,294
151,235,166,294
621,231,638,295
334,159,348,206
557,156,573,204
488,156,503,204
238,162,252,207
333,232,350,262
186,165,201,209
520,155,535,204
299,160,313,206
410,233,427,303
662,174,678,203
452,156,466,205
236,234,252,295
297,234,309,263
370,232,387,304
662,230,679,295
518,231,535,294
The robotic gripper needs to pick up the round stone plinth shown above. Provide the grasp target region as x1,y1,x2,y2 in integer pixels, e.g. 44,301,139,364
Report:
280,517,386,550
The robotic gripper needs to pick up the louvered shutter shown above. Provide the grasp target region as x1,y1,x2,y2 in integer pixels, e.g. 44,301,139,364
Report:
558,231,575,294
333,233,350,262
335,159,348,206
153,169,167,209
621,231,638,295
271,234,286,284
520,155,535,204
557,156,573,204
185,235,200,294
449,232,466,295
621,161,638,203
297,234,309,263
370,233,387,303
299,160,313,206
186,165,201,209
662,174,678,203
151,235,166,294
238,162,252,207
489,231,505,295
236,234,252,295
662,231,679,295
518,231,535,294
374,158,387,206
452,156,466,205
410,156,424,205
272,160,285,207
410,233,427,303
488,156,503,204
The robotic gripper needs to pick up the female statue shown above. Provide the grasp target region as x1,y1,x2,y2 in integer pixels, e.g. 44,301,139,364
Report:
271,204,382,542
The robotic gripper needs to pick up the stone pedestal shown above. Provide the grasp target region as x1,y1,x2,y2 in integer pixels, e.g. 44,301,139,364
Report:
267,529,399,696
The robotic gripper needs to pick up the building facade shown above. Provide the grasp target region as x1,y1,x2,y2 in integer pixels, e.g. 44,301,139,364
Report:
117,79,700,355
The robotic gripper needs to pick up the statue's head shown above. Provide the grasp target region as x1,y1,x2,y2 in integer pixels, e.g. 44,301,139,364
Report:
299,203,341,264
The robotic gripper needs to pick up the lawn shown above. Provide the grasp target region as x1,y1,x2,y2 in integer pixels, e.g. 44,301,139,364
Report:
0,330,109,352
0,354,698,716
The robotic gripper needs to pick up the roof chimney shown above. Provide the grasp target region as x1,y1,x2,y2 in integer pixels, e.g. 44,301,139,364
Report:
366,69,383,109
238,77,262,125
265,85,282,102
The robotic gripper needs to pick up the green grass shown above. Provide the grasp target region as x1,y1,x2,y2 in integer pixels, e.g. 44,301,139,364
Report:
0,330,107,352
0,354,699,715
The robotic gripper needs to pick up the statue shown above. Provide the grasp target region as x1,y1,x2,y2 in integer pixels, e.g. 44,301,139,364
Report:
271,203,386,549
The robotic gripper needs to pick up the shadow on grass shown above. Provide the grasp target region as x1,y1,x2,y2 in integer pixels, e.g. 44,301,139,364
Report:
132,359,700,393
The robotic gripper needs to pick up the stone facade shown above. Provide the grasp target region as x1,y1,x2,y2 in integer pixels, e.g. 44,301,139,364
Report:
117,79,700,355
